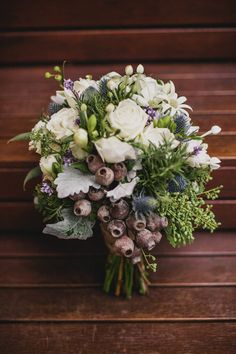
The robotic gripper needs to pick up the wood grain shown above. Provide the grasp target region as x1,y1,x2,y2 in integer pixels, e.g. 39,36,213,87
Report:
0,287,235,320
0,255,235,285
0,231,235,257
1,0,236,29
1,29,236,64
0,322,235,354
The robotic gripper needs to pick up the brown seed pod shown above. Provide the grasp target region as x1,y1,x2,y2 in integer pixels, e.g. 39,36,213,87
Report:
126,213,146,232
86,154,104,174
70,191,86,201
146,214,168,231
110,199,130,220
136,229,155,251
88,187,105,201
74,199,91,217
95,167,114,186
97,205,111,223
114,235,134,258
131,247,141,264
152,231,162,244
112,162,128,181
107,219,126,238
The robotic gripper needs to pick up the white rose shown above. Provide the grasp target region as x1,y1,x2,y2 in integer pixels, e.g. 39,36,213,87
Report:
39,154,58,177
65,79,98,108
95,136,136,163
108,99,148,141
46,108,78,140
139,124,179,149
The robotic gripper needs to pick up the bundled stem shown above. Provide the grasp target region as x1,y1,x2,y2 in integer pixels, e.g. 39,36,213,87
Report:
103,253,150,298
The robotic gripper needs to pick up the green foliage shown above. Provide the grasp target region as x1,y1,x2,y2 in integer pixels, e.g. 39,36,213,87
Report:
43,208,95,240
23,166,41,190
8,132,31,143
158,185,221,247
34,185,72,223
137,141,188,194
154,115,176,133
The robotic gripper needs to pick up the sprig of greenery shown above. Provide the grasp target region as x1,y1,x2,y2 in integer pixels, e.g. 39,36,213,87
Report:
137,141,188,195
34,185,73,223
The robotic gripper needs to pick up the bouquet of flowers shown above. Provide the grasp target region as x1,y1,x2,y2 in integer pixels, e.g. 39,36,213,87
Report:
12,64,222,298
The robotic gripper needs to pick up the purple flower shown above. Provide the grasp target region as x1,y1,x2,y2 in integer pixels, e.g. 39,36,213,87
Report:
75,117,80,125
144,107,157,126
193,146,203,156
41,181,54,196
64,79,74,91
63,149,77,167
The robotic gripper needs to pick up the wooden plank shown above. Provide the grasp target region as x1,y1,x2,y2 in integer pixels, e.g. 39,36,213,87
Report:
0,287,235,320
1,29,236,64
0,231,234,257
1,0,236,29
0,199,235,231
0,164,235,201
1,135,235,170
0,255,235,285
0,322,235,354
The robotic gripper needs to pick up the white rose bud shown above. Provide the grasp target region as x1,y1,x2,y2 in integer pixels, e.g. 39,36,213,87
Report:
107,80,117,91
39,154,58,177
136,64,144,74
95,136,136,163
125,65,134,76
74,128,88,148
105,103,115,113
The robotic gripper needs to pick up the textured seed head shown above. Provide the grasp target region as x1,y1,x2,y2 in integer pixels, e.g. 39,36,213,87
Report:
114,235,134,257
107,219,126,238
86,154,104,174
112,162,127,181
136,229,155,251
97,205,111,223
88,187,105,202
110,199,130,220
74,199,92,217
95,167,114,186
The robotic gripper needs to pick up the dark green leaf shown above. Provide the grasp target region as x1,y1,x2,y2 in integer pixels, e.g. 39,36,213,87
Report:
8,132,31,143
23,166,41,190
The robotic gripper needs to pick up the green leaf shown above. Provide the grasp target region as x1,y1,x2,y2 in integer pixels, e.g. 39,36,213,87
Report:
43,208,95,240
23,166,41,190
8,132,31,143
71,161,90,173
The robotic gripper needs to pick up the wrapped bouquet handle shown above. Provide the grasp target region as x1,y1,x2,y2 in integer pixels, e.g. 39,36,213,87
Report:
11,64,222,298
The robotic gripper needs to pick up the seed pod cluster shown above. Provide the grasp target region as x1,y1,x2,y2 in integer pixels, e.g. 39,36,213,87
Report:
98,196,168,264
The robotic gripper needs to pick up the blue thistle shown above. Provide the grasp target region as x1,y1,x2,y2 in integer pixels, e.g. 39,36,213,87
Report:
99,78,108,97
174,114,190,134
48,102,63,115
132,195,157,215
168,175,188,193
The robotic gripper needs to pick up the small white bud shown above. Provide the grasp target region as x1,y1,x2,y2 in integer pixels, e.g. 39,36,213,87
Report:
106,103,115,113
80,103,87,112
211,125,221,135
107,80,117,91
74,128,88,148
125,65,134,76
136,64,144,74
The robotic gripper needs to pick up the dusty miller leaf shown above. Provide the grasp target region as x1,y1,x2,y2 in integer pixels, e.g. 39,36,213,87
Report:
43,208,95,240
106,177,139,201
54,167,100,198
